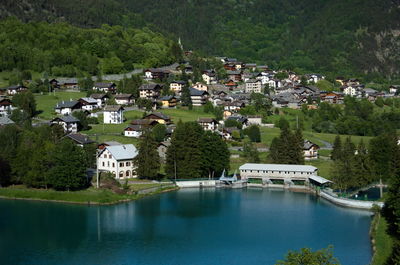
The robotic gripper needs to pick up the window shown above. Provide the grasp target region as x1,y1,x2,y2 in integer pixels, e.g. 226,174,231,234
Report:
126,171,130,177
126,162,131,167
112,163,115,168
102,162,105,167
108,155,112,159
120,162,124,167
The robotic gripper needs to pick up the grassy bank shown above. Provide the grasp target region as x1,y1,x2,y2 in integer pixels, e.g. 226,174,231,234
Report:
371,214,392,265
0,184,177,205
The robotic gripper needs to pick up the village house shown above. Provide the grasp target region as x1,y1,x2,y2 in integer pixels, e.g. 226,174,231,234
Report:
54,100,81,115
303,140,320,160
227,70,242,82
223,101,245,112
305,74,325,84
222,127,240,140
193,82,208,92
244,63,257,71
223,63,236,71
170,80,187,95
103,105,124,124
49,79,59,89
226,115,249,128
159,95,178,108
90,93,109,108
59,78,79,90
389,85,400,94
225,80,238,90
51,115,80,134
65,133,95,147
202,70,217,85
93,82,117,93
6,85,28,95
268,79,282,89
79,97,99,111
342,85,363,97
247,116,263,126
190,88,209,106
197,118,219,131
139,84,162,99
0,98,13,116
256,72,271,85
158,141,171,163
115,94,134,105
144,68,170,80
245,79,263,93
143,112,172,124
97,144,138,179
124,125,145,138
320,92,344,104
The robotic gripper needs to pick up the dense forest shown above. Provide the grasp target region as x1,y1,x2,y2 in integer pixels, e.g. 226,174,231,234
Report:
0,17,180,76
1,0,400,80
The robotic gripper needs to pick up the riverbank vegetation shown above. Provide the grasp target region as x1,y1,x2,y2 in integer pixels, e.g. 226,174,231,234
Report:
371,213,392,265
0,184,174,204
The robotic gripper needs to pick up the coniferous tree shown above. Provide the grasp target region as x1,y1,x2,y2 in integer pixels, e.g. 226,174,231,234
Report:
0,156,11,187
166,121,203,179
331,136,342,161
200,131,230,178
181,84,192,109
244,125,261,143
242,141,260,163
352,140,372,187
134,130,160,179
152,124,167,142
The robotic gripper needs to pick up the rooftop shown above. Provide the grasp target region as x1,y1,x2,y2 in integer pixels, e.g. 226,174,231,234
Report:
104,144,138,160
239,163,318,173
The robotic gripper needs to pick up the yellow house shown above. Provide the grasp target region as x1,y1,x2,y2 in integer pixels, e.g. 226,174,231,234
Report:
159,96,178,108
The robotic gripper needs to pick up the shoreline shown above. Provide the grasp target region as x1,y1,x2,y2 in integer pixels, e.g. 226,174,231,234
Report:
0,186,179,206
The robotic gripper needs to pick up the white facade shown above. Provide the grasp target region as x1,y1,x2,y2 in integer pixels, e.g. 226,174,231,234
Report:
103,107,124,124
124,130,142,138
56,107,73,115
170,82,184,94
245,80,262,93
343,86,358,97
239,163,318,185
97,145,137,179
145,71,153,79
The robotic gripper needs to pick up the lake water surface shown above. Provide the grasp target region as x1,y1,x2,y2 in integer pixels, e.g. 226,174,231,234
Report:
0,188,372,265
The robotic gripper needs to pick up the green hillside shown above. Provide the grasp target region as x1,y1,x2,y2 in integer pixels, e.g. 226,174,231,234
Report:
1,0,399,80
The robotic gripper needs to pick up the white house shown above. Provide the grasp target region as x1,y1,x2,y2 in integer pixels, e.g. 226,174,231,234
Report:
190,88,209,106
245,79,262,93
51,115,80,134
197,118,219,131
303,140,320,160
0,98,14,116
170,81,187,95
93,82,116,93
192,82,208,92
90,94,109,108
115,94,134,105
103,105,124,124
97,144,138,179
124,125,143,138
202,70,217,85
54,100,81,115
79,97,99,111
139,84,162,99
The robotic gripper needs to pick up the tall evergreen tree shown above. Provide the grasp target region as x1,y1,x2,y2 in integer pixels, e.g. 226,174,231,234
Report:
134,130,160,179
242,141,260,163
166,122,203,179
331,135,342,161
200,131,230,178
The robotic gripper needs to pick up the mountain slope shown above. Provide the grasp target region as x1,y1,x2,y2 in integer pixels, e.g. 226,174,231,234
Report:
1,0,400,79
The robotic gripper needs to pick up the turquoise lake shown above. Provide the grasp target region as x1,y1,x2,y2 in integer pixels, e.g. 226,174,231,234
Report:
0,188,372,265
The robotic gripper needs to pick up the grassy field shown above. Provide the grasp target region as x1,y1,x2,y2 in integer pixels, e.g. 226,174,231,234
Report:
371,215,392,265
0,184,174,204
260,127,372,147
305,159,333,179
161,107,214,122
35,91,86,119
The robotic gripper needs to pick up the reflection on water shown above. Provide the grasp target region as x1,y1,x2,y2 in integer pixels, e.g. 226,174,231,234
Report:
0,189,372,265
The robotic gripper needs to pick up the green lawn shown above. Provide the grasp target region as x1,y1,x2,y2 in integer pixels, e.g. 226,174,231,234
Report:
35,91,86,119
305,159,333,179
260,127,372,148
371,215,392,265
161,107,214,122
0,184,174,204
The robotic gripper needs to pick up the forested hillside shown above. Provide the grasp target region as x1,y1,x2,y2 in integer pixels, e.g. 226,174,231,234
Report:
1,0,400,80
0,18,180,76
